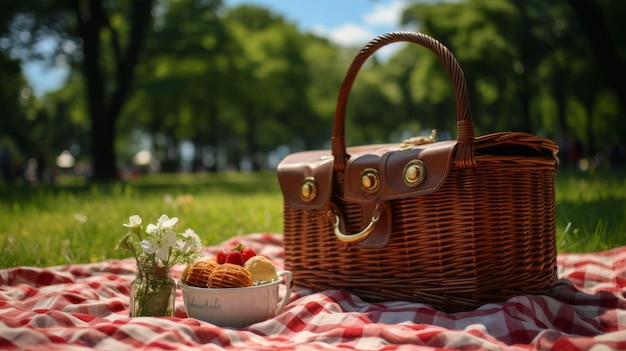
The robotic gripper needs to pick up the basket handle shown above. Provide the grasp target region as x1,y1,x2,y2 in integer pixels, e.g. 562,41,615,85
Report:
331,31,476,171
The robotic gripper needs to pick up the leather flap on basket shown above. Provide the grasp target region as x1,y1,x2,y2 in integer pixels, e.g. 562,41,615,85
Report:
277,150,334,211
344,140,457,202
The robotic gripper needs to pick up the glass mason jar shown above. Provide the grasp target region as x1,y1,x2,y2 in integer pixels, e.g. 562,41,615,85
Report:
129,264,176,317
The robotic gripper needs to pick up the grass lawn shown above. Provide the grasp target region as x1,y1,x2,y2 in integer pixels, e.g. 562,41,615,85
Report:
1,169,625,268
554,168,626,252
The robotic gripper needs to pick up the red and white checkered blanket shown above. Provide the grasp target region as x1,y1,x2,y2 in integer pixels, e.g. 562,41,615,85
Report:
1,233,625,351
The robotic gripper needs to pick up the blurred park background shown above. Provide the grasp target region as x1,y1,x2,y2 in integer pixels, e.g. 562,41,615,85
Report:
1,0,625,184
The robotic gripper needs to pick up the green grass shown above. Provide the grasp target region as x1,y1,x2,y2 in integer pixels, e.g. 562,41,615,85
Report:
0,172,284,268
555,168,626,253
1,169,625,268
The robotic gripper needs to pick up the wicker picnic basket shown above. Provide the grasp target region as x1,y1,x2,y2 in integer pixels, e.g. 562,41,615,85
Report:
277,32,559,311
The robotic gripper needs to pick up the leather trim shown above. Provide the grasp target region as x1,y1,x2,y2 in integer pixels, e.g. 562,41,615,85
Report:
277,141,457,211
358,202,392,248
344,141,456,202
276,150,334,211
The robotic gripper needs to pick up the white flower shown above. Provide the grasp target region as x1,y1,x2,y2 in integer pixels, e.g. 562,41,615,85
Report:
118,213,203,266
141,230,177,262
146,223,158,235
123,215,142,234
157,214,178,230
179,228,202,253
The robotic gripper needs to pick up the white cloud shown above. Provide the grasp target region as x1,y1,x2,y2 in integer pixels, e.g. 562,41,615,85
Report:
309,25,329,39
312,23,376,47
310,1,410,58
364,0,406,27
313,23,406,62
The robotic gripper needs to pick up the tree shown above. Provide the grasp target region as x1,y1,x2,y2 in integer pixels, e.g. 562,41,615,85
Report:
74,0,153,180
120,0,229,172
224,5,314,170
402,0,551,134
0,55,27,148
567,0,626,116
400,0,625,162
1,0,154,180
0,54,29,180
300,34,351,149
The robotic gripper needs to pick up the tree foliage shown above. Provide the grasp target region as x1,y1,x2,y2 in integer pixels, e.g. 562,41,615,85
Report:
1,0,625,181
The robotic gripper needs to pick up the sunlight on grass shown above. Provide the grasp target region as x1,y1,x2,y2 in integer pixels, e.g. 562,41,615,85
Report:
555,169,626,253
0,172,283,268
1,169,625,267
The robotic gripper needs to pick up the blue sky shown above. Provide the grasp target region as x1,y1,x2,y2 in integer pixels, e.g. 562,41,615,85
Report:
24,0,410,96
225,0,408,46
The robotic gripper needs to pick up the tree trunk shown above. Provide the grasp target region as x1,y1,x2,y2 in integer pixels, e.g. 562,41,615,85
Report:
513,1,534,133
567,0,626,115
584,98,595,158
245,109,261,171
518,77,533,133
208,101,220,172
552,67,568,137
74,0,153,181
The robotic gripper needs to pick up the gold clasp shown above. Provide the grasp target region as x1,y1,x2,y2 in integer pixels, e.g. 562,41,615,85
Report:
403,159,426,187
360,168,380,194
300,177,317,202
328,205,382,243
399,129,437,149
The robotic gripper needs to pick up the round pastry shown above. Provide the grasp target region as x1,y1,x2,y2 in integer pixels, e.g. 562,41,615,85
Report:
208,263,253,288
184,257,219,287
244,255,278,282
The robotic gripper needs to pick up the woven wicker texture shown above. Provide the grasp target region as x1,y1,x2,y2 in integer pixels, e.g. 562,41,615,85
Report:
282,32,558,311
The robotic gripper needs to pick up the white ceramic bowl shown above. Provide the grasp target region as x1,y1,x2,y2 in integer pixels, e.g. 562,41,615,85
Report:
179,270,292,328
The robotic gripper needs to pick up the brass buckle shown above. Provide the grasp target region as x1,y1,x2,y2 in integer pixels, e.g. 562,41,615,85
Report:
399,129,437,149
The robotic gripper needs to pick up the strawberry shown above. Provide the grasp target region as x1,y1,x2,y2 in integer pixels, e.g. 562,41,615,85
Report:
224,250,244,266
241,247,257,263
215,243,255,266
215,248,228,264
